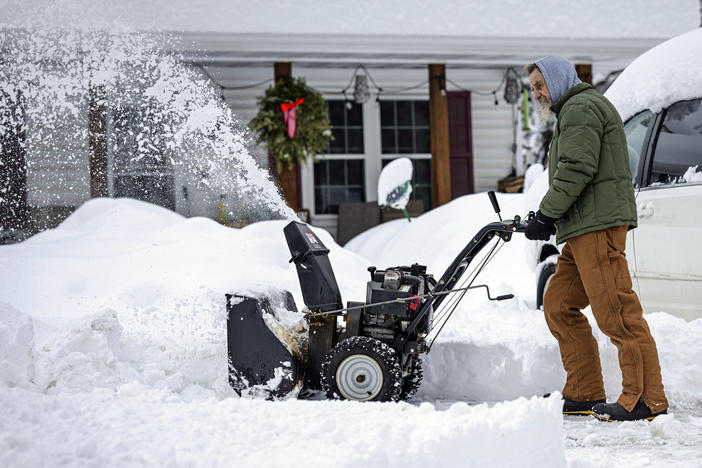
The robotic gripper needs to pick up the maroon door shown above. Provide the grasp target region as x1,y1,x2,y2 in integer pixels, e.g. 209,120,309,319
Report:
447,91,474,197
0,90,29,232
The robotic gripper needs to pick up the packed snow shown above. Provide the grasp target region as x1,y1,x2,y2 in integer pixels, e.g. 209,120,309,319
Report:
606,28,702,122
2,194,702,466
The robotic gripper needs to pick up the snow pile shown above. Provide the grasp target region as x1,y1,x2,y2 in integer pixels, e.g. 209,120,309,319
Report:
0,198,572,466
0,198,367,396
606,28,702,122
682,165,702,184
0,388,566,468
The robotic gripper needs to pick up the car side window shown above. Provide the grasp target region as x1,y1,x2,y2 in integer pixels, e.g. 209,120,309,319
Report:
623,110,653,187
647,98,702,187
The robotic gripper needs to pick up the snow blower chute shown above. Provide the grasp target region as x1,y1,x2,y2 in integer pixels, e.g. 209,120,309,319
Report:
227,192,533,401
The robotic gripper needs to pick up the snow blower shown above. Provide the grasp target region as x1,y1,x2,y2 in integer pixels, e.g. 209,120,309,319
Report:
226,192,532,401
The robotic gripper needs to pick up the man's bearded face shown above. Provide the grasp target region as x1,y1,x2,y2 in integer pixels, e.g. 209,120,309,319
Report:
529,67,554,125
536,94,554,125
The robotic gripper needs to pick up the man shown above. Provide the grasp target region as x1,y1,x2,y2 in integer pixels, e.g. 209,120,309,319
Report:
525,56,668,422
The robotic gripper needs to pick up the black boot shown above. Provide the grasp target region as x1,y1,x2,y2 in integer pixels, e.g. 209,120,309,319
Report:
543,393,605,415
562,398,606,415
591,399,667,422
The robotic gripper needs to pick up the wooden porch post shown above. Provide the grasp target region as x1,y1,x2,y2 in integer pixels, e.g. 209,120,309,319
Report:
428,64,451,208
88,85,108,198
0,89,30,232
272,61,301,212
575,64,593,85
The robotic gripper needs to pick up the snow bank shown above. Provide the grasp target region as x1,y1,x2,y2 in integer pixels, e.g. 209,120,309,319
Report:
606,28,702,122
0,199,571,465
2,193,701,466
0,386,566,468
0,198,368,397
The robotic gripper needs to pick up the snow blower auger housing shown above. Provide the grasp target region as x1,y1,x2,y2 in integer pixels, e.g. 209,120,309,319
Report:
227,192,532,401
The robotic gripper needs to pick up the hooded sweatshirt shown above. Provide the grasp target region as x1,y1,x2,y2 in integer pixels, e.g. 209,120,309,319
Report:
535,56,581,104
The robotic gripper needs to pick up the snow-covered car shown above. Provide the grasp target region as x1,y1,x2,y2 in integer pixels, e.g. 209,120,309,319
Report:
526,28,702,320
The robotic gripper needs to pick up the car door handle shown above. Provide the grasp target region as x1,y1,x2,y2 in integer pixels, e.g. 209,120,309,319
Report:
637,202,654,218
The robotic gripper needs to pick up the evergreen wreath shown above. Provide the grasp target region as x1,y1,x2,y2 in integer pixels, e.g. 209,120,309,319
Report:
250,76,332,169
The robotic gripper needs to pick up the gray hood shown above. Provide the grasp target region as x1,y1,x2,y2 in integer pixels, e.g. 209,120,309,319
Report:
535,56,582,104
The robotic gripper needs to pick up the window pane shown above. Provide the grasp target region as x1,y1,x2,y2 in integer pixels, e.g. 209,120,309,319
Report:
314,161,327,185
415,128,431,153
328,101,345,126
380,101,395,127
346,102,363,126
346,187,364,203
346,128,364,154
413,186,432,212
326,99,364,154
381,129,396,153
329,128,346,154
414,101,430,127
314,159,366,214
649,99,702,186
327,187,347,214
414,159,431,185
347,160,364,185
396,101,412,126
397,129,413,153
314,187,327,214
328,159,346,185
623,110,652,185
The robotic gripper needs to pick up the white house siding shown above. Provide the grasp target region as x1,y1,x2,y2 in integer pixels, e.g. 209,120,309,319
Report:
205,64,514,234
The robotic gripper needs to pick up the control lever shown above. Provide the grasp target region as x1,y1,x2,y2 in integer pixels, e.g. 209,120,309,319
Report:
487,191,502,221
469,284,514,301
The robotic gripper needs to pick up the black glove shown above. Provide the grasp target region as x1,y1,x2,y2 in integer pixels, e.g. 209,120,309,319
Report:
525,211,556,241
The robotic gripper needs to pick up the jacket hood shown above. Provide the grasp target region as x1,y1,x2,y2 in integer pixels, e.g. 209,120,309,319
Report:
535,56,582,105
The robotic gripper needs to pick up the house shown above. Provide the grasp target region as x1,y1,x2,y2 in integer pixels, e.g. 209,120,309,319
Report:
1,1,699,242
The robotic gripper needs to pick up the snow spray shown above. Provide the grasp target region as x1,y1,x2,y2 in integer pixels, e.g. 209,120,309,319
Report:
0,25,296,223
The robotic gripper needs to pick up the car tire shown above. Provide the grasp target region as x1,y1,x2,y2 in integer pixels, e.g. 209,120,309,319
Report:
536,257,558,310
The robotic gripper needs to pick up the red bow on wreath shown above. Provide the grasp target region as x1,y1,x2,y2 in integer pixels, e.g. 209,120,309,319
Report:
280,98,304,138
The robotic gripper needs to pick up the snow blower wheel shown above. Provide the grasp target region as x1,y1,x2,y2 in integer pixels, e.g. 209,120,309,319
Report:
400,357,423,400
322,336,402,402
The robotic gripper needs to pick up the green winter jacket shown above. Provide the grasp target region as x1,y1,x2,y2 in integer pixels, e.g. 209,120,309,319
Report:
539,83,638,244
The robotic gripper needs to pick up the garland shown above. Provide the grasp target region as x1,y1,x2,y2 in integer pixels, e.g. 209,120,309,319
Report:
250,76,332,169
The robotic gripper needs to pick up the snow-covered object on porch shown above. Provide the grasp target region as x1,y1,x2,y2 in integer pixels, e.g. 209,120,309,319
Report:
606,28,702,122
377,157,413,210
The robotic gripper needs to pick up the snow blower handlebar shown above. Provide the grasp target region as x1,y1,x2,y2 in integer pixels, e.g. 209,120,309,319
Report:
394,192,532,350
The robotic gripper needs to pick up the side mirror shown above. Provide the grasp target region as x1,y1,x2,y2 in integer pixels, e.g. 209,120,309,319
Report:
378,158,413,222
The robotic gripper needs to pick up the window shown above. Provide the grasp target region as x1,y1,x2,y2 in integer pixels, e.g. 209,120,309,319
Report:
314,100,366,215
381,158,432,212
327,100,364,154
623,110,653,186
314,159,365,214
648,99,702,187
110,105,175,210
380,100,430,154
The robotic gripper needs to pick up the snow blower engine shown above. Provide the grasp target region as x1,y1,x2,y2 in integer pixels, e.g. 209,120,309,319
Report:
226,192,532,401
